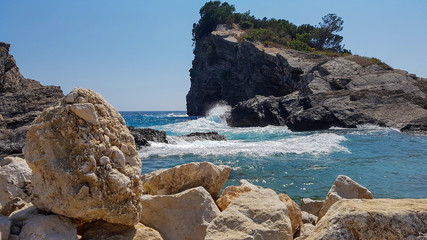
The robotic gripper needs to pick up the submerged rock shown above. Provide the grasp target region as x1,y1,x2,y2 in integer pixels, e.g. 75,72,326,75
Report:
81,221,163,240
205,188,293,240
308,199,427,240
24,88,143,225
140,187,220,240
0,42,63,156
318,175,373,221
178,132,226,142
141,162,230,197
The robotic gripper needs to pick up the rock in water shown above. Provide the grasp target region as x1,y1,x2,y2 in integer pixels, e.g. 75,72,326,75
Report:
140,187,220,240
205,188,293,240
308,199,427,240
318,175,373,221
23,88,143,225
141,162,230,197
0,42,63,156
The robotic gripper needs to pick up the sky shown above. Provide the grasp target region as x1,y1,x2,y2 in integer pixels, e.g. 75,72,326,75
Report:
1,0,426,111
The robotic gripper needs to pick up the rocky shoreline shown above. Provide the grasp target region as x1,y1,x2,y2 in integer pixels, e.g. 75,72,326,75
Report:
187,25,427,134
1,88,426,239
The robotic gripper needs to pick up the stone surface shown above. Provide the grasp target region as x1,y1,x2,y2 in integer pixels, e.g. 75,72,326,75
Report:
205,188,293,240
81,221,163,240
278,193,303,237
23,88,143,225
186,26,427,132
318,175,373,221
301,211,317,225
0,159,32,206
128,127,168,148
8,205,39,235
216,185,254,211
308,199,427,240
19,214,78,240
0,215,11,240
300,198,324,217
141,162,230,197
0,197,30,217
140,186,220,240
0,42,63,156
178,132,226,142
295,223,316,240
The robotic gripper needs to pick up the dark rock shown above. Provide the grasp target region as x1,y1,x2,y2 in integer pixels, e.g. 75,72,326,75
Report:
179,132,226,142
128,126,168,149
187,26,427,132
0,42,64,156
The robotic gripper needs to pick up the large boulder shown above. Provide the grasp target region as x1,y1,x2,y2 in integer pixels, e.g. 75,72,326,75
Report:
300,198,324,217
215,179,258,211
318,175,373,221
19,215,77,240
140,186,220,240
81,221,163,240
0,157,32,206
23,88,143,225
307,199,427,240
0,42,63,156
141,162,230,197
278,193,303,237
205,188,293,240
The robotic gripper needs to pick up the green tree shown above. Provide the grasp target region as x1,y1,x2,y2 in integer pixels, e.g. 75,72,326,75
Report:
192,1,235,41
312,14,344,51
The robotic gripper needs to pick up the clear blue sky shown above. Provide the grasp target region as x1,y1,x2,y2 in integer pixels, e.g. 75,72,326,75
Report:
1,0,426,111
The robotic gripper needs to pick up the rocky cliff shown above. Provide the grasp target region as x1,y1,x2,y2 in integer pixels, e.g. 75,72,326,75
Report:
186,26,427,133
0,42,64,156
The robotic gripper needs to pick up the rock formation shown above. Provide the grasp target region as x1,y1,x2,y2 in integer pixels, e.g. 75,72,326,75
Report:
178,132,226,142
308,199,427,240
141,161,230,197
205,188,293,240
23,88,143,225
18,214,78,240
187,25,427,133
317,175,373,221
0,157,32,206
81,221,163,240
278,193,303,237
128,127,168,148
0,42,63,156
140,187,220,240
300,198,324,217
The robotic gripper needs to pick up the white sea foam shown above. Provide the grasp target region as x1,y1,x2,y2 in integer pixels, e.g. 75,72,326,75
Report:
166,113,189,118
139,133,349,158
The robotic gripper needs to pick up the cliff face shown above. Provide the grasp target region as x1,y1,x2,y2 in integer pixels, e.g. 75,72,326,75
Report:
0,42,64,156
186,26,427,133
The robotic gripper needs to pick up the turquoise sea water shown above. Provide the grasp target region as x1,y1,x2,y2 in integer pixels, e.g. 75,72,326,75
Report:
121,107,427,200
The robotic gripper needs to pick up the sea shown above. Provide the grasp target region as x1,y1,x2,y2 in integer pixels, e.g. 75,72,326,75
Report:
121,105,427,201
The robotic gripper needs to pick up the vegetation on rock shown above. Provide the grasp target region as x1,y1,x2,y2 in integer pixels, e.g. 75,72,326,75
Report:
192,1,351,54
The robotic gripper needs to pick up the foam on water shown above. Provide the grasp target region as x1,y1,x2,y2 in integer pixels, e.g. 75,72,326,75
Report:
139,133,349,158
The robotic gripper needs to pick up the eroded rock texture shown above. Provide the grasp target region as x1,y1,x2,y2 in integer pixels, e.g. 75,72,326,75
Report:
0,42,63,156
24,88,143,225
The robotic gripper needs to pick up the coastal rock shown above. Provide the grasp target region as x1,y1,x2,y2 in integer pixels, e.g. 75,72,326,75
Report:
278,193,303,237
128,127,168,148
187,26,427,132
140,186,220,240
205,188,293,240
81,221,163,240
23,88,143,225
141,162,230,197
0,158,32,206
301,211,317,225
19,215,77,240
300,198,324,217
318,175,373,221
0,42,63,156
0,215,11,240
216,185,254,211
308,199,427,240
295,223,316,240
0,197,30,217
178,131,226,142
8,205,40,235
